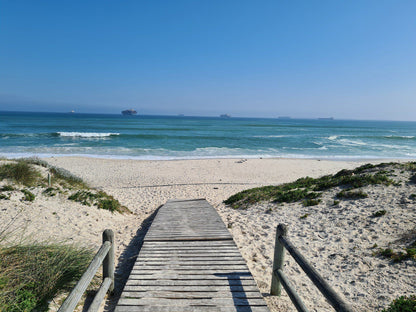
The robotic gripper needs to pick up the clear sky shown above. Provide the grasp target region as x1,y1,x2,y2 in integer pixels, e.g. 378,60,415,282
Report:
0,1,415,120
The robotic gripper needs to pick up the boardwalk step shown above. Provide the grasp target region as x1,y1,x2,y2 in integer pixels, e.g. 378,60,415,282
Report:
115,199,269,312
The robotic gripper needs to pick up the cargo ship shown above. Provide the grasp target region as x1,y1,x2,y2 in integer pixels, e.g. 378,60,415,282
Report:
122,109,137,116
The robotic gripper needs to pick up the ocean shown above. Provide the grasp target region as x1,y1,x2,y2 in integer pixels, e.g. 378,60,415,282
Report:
1,111,416,160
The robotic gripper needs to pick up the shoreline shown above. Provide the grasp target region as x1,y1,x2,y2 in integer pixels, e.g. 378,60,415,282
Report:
0,152,411,163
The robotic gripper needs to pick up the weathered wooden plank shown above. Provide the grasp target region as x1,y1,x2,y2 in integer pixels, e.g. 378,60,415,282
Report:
115,199,269,312
144,240,236,245
140,247,240,250
123,285,261,292
125,279,258,287
145,199,232,241
131,269,252,275
137,256,243,260
134,261,246,265
115,306,269,312
117,297,268,306
126,276,256,282
133,263,248,269
120,291,264,299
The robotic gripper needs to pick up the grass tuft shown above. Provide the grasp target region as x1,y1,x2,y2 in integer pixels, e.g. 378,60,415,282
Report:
0,161,41,186
377,245,416,263
49,167,87,189
381,295,416,312
0,242,93,311
1,185,15,192
21,189,35,202
69,190,131,213
336,189,368,199
303,198,321,206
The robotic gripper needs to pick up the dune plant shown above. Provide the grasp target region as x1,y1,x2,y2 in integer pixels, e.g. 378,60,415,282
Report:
336,189,368,199
0,161,41,186
69,190,130,213
224,162,396,209
381,295,416,312
0,225,94,312
0,158,131,214
21,189,35,202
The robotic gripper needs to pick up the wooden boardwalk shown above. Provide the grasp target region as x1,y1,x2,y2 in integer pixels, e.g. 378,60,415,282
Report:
115,199,270,312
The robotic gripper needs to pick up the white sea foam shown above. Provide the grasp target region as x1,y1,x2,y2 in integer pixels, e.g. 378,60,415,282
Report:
384,135,415,139
252,135,289,138
338,138,367,146
328,135,338,140
57,132,120,138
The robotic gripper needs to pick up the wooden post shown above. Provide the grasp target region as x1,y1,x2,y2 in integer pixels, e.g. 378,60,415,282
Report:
48,173,51,187
102,229,115,293
270,223,287,295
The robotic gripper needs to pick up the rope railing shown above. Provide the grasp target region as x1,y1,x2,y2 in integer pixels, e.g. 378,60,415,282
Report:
270,224,353,312
58,229,114,312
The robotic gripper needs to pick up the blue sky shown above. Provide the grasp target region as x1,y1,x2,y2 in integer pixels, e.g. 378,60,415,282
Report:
0,1,415,120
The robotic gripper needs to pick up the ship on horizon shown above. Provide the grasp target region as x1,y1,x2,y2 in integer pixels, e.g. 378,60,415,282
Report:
220,114,231,118
122,109,137,116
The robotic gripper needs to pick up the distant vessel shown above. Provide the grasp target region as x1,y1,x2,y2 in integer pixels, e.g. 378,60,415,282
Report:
122,109,137,116
318,117,334,120
220,114,231,118
278,116,291,120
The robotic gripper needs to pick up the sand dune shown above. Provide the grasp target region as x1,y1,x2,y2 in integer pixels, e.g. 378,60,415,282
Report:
1,157,415,311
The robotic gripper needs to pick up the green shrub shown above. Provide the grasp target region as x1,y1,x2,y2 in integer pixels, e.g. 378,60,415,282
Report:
69,190,130,213
98,199,120,212
49,167,87,188
224,162,396,208
337,189,368,199
381,295,416,312
378,247,416,262
0,194,10,200
0,185,15,191
21,189,35,202
274,189,321,204
303,199,321,206
372,210,387,217
0,162,41,186
42,187,58,197
68,190,98,206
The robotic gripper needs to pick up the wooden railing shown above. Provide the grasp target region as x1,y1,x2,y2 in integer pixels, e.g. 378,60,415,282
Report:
270,224,353,312
58,229,114,312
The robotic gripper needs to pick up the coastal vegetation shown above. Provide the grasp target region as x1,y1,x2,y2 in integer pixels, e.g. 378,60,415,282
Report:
0,238,94,311
0,158,125,311
225,161,416,311
224,162,411,209
381,295,416,312
0,158,130,213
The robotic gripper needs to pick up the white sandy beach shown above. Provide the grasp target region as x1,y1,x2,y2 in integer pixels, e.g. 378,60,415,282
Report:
1,157,415,311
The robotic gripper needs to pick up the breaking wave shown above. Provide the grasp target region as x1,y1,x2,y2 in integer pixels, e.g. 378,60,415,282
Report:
57,132,120,138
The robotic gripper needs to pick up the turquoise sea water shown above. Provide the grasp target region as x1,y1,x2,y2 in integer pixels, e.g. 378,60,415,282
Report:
1,111,416,160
